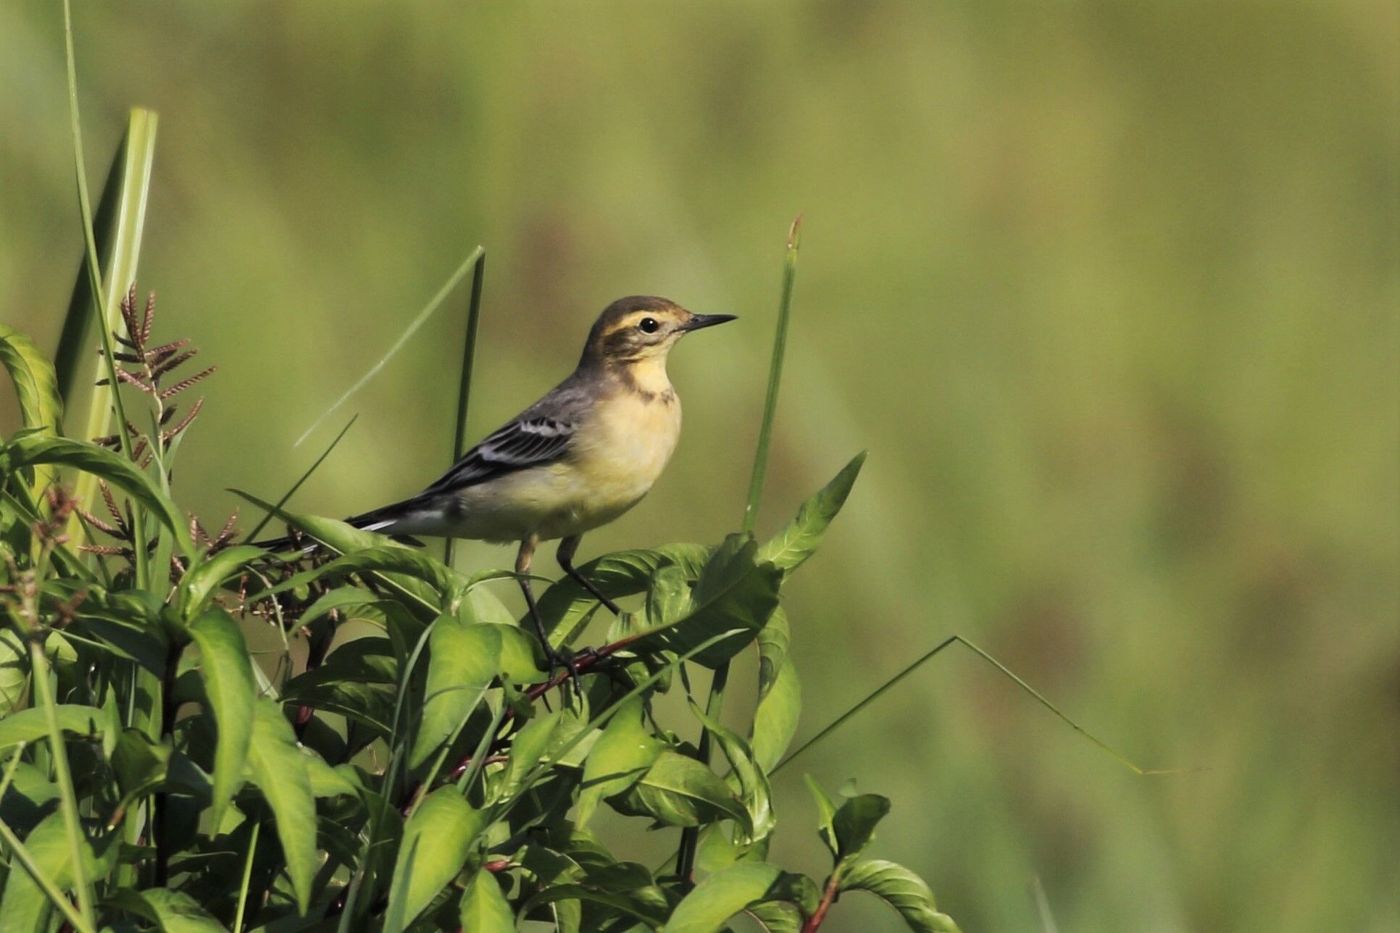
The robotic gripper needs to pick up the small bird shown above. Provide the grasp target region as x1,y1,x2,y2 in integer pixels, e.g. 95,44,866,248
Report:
268,296,734,672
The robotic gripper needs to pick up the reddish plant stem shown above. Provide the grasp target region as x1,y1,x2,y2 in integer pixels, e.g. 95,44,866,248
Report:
802,873,841,933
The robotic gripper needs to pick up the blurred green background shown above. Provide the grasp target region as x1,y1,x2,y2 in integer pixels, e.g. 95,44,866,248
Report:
3,1,1397,929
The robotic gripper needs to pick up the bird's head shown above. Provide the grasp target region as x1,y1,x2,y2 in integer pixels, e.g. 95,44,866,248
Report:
580,296,735,370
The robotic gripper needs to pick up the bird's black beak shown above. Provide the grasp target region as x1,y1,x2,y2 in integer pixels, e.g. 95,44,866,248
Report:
683,313,737,332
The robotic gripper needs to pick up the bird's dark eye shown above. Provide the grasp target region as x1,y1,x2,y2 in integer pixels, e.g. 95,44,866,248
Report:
638,317,660,334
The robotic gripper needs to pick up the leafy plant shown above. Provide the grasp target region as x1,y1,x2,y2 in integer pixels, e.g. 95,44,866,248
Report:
0,49,961,927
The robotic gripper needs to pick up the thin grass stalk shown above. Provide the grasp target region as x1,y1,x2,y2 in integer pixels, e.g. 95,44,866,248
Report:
295,245,486,447
232,812,262,933
444,249,486,566
64,4,158,582
243,414,358,543
772,634,1158,776
29,638,97,929
678,216,803,883
0,815,96,933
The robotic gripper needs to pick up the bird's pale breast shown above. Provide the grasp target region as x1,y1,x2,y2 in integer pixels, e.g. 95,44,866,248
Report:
449,387,680,543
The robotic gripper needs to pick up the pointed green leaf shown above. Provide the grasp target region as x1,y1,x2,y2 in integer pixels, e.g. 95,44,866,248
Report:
177,544,264,620
188,609,255,828
126,887,227,932
458,870,515,931
803,776,839,861
535,543,713,648
7,435,194,556
628,535,781,668
619,750,750,832
0,705,108,752
0,326,62,496
410,614,500,768
832,794,891,861
384,786,485,932
757,451,866,573
497,710,563,802
689,702,774,843
577,697,661,827
245,698,317,915
0,809,107,933
664,861,783,933
840,859,961,932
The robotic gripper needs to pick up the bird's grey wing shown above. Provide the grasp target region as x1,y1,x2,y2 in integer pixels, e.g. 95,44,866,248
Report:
420,415,577,494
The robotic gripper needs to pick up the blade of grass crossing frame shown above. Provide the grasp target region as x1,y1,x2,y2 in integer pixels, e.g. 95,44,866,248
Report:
679,216,803,884
444,249,486,566
64,1,158,583
772,634,1165,777
742,214,802,535
243,414,358,543
294,246,486,448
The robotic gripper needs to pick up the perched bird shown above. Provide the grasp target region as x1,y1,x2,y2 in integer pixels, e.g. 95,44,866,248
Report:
266,296,734,671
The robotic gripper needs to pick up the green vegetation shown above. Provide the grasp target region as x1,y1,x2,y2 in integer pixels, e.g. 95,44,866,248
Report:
2,2,1395,930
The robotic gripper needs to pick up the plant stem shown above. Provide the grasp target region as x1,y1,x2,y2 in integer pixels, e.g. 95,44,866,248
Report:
802,870,841,932
30,637,98,930
444,249,486,567
232,812,262,933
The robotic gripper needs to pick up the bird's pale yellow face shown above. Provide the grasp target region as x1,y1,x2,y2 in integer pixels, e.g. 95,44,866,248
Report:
582,296,735,368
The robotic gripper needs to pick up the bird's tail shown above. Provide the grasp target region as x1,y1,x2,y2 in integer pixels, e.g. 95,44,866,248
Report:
253,496,433,554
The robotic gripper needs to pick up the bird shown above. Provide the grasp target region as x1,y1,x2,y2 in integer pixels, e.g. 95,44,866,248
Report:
263,295,735,676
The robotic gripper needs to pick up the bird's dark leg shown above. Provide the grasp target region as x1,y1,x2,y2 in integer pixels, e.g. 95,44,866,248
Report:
516,535,580,696
557,534,622,615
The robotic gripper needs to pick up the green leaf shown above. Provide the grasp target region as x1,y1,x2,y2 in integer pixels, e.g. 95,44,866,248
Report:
122,887,227,932
384,786,485,932
458,870,515,931
536,543,713,648
485,623,546,683
281,637,398,740
752,608,801,773
576,697,661,828
6,434,194,556
496,710,563,802
0,325,62,456
0,705,108,753
245,698,317,915
757,451,866,573
188,609,255,829
745,899,803,933
176,544,264,620
409,614,501,768
619,750,750,832
803,775,839,861
628,535,781,668
832,793,891,862
0,809,107,933
664,861,783,933
0,628,27,718
688,702,774,843
840,859,961,932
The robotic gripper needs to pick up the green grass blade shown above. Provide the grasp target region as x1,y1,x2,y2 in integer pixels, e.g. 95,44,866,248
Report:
63,1,158,580
243,414,357,542
28,639,97,930
742,214,802,535
444,249,486,566
773,634,1165,776
294,246,486,448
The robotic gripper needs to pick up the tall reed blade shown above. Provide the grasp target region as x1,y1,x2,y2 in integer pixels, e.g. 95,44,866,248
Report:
743,214,802,534
444,249,487,566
